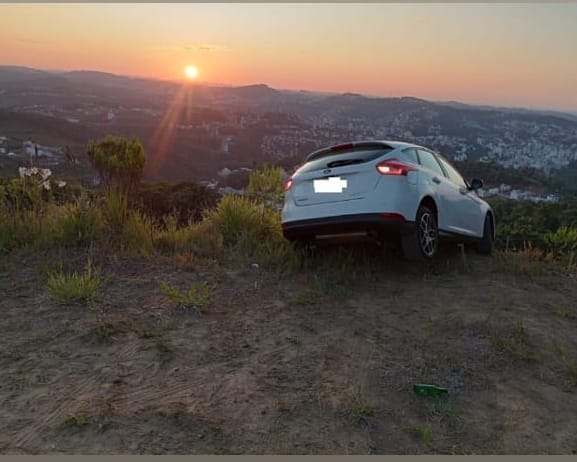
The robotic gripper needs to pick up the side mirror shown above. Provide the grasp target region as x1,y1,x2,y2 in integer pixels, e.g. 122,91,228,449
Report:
469,178,484,191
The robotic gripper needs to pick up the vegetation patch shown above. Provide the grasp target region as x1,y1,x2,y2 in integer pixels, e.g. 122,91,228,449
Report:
488,319,541,363
408,425,433,446
4,135,577,454
47,259,101,305
347,386,374,427
160,280,212,312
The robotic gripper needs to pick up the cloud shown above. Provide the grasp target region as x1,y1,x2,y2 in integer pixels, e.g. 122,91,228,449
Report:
184,44,229,53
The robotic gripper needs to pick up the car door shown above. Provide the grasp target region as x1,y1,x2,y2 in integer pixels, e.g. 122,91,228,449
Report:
436,155,485,237
415,149,460,233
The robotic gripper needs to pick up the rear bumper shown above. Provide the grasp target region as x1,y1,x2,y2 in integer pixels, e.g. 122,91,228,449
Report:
282,213,415,241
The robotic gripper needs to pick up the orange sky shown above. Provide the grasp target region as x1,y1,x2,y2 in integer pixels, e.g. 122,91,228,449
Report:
1,3,577,112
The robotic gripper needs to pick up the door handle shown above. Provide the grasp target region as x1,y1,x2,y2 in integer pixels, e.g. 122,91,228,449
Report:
432,177,441,184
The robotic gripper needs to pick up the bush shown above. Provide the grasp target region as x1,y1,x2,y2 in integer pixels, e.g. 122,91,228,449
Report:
101,189,129,235
202,193,297,269
51,195,103,246
121,209,156,256
188,219,224,258
544,226,577,256
0,208,47,252
134,181,220,225
246,164,286,209
204,194,280,246
86,135,146,193
153,214,197,255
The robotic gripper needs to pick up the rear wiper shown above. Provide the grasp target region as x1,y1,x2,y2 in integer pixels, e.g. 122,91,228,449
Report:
326,159,363,168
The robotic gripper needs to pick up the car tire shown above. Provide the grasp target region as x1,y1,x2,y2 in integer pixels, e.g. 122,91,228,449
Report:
401,204,438,260
476,214,494,255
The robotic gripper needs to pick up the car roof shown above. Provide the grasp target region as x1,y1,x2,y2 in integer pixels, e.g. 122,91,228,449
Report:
380,140,420,149
305,139,424,162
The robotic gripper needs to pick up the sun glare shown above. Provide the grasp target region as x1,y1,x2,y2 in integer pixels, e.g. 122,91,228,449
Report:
184,65,198,80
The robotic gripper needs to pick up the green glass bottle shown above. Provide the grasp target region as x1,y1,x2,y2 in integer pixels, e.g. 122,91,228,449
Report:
413,383,449,396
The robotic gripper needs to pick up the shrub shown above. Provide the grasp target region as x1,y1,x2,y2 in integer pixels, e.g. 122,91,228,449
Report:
188,219,224,258
101,189,129,235
204,194,281,247
51,195,103,246
153,214,197,255
544,226,577,256
86,135,146,193
134,181,220,225
121,209,156,256
0,208,43,252
246,164,286,209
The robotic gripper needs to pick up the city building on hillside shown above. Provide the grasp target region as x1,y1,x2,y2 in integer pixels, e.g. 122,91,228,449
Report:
221,137,233,154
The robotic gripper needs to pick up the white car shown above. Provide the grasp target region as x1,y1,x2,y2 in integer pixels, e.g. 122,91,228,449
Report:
281,140,495,260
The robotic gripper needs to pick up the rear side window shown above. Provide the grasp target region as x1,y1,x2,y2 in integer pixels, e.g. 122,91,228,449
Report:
400,148,419,165
437,156,467,188
417,149,445,177
298,148,392,174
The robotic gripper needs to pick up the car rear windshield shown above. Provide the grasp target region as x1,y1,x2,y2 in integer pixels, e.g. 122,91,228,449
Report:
298,147,393,174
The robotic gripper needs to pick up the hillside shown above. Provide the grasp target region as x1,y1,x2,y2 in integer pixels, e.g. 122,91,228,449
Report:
1,242,577,454
2,65,577,192
1,156,577,454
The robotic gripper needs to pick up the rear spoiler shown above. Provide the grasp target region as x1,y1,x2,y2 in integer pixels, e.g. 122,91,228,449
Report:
305,141,394,163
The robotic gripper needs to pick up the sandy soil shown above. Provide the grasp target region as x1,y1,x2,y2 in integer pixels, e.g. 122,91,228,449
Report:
1,245,577,454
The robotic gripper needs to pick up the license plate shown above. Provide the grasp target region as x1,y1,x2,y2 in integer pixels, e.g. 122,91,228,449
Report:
313,177,348,193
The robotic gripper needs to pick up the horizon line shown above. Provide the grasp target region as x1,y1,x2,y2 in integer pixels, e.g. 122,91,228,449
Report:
2,62,577,117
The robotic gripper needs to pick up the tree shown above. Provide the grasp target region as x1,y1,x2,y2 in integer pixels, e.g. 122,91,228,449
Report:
86,135,146,193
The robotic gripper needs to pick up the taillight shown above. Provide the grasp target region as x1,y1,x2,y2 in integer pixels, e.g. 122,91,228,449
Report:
284,177,293,192
376,159,416,176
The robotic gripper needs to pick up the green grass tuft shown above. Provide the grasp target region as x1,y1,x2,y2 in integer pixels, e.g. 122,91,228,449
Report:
489,319,541,362
409,425,433,445
160,280,212,312
47,260,101,305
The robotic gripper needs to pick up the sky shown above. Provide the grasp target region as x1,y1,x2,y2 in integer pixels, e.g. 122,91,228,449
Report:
1,3,577,112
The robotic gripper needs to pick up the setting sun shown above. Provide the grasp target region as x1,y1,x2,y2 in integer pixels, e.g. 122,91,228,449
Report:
184,65,198,80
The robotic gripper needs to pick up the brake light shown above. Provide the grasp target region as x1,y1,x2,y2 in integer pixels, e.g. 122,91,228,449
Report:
284,177,293,192
376,159,416,176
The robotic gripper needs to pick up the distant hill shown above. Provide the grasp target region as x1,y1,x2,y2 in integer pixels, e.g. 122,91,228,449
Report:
436,100,577,122
0,66,71,91
1,64,577,190
220,84,279,98
2,65,575,120
0,66,50,83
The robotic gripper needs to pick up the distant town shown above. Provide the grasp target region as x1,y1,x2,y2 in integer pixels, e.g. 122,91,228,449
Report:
1,66,577,200
0,134,561,204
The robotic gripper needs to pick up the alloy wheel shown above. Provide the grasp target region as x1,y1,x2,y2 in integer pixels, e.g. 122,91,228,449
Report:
419,211,438,257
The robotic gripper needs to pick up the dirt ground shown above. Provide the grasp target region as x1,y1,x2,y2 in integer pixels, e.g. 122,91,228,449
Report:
1,244,577,454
